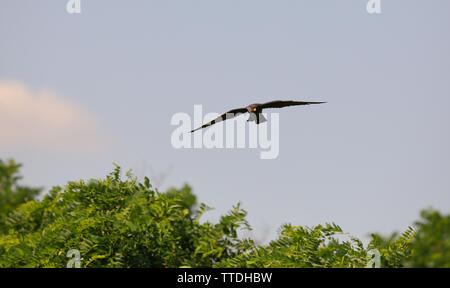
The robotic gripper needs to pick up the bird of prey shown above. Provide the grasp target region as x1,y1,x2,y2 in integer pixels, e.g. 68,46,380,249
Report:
190,100,325,132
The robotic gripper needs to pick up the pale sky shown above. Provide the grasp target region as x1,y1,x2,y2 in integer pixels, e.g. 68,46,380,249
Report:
1,0,450,243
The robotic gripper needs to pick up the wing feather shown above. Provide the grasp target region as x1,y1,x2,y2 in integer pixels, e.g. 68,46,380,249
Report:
190,107,248,132
261,100,326,109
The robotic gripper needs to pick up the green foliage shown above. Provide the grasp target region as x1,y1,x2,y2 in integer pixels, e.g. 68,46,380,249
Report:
0,160,448,268
368,226,415,268
372,209,450,268
0,165,250,268
407,209,450,267
215,223,413,268
0,159,41,235
166,184,197,214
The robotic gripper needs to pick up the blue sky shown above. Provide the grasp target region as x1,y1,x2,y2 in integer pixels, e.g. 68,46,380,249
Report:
1,0,450,242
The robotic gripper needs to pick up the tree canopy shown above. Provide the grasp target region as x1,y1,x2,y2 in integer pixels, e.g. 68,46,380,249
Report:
0,160,448,268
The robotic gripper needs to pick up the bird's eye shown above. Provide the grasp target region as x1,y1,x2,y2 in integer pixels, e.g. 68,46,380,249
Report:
252,108,257,111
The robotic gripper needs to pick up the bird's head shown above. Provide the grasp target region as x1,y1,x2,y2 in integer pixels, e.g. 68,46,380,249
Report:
247,104,259,113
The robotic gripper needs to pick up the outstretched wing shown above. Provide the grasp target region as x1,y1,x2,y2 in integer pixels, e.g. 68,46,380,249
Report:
190,107,248,133
261,100,326,109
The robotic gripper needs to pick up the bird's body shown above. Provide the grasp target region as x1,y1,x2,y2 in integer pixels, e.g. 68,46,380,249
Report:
190,100,325,132
245,104,266,124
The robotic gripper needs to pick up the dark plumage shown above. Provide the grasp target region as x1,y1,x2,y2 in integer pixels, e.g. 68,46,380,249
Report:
190,100,325,133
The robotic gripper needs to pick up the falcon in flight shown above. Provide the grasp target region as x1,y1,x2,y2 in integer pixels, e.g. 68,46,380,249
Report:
190,100,325,132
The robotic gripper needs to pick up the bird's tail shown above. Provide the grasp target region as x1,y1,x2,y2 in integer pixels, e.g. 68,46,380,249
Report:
247,113,267,124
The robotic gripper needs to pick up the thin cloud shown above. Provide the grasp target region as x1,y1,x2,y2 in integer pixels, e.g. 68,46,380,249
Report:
0,81,107,152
